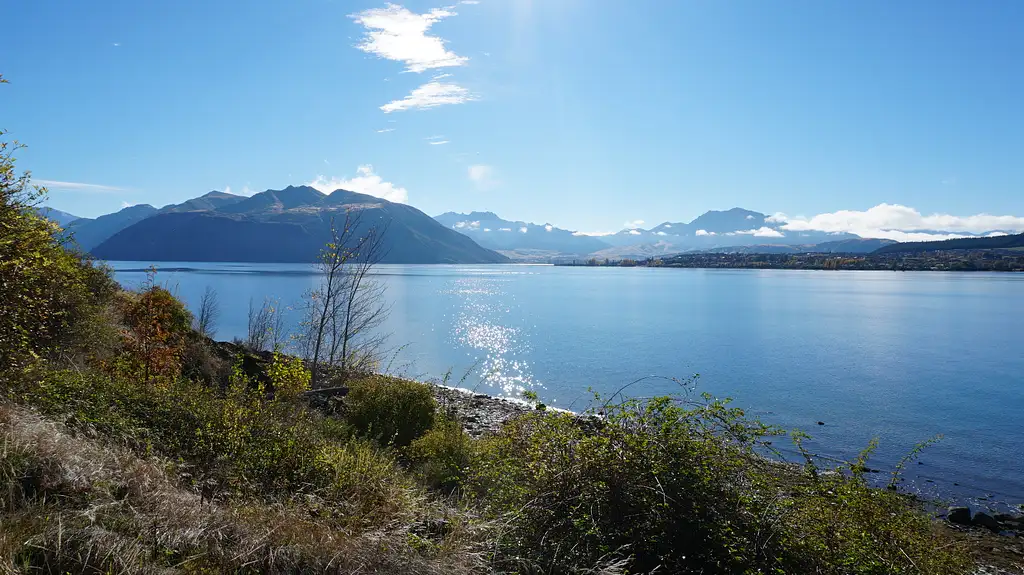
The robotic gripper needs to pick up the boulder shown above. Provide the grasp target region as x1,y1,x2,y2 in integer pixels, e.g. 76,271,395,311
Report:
947,507,972,525
972,511,1002,532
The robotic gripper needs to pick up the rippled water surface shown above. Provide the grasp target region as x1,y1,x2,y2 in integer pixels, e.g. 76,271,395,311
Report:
110,262,1024,507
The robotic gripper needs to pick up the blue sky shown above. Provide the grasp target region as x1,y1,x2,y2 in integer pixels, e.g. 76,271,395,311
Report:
3,0,1023,236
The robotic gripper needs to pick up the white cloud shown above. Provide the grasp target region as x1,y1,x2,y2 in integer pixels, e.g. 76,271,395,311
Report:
308,165,409,203
624,219,645,229
736,227,785,238
655,231,667,236
519,226,528,233
376,128,395,133
469,221,480,229
433,73,452,80
381,81,476,113
352,4,468,73
35,179,124,193
120,201,135,208
499,227,512,232
987,231,1009,237
429,140,450,145
745,214,755,220
772,204,1024,240
544,224,553,232
460,0,480,4
483,228,491,232
627,230,641,235
454,221,468,228
573,230,616,236
663,224,672,228
468,164,495,189
695,229,714,236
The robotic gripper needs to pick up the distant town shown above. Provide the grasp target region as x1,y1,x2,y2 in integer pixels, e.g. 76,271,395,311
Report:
558,249,1024,272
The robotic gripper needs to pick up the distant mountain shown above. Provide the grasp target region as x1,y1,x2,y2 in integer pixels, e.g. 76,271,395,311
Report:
813,238,897,253
873,233,1024,254
92,186,507,264
38,207,79,227
65,204,159,251
702,238,897,255
434,211,611,255
161,191,246,213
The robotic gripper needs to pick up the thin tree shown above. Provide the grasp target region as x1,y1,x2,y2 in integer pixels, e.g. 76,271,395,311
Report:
246,297,284,352
302,211,390,387
195,286,220,339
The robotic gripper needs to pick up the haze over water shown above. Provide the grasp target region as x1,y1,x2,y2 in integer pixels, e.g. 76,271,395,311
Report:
111,262,1024,509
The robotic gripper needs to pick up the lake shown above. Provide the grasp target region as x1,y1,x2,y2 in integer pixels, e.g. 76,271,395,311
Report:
109,262,1024,509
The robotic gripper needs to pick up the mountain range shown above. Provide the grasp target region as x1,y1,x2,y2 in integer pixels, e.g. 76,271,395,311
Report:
432,207,876,260
56,186,507,264
43,193,1020,264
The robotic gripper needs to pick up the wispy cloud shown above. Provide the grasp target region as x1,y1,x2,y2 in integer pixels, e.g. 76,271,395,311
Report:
376,128,395,133
623,219,645,229
772,203,1024,241
381,81,476,113
429,140,450,145
460,0,480,4
468,164,495,190
573,230,616,236
308,165,408,203
352,4,468,73
35,179,124,193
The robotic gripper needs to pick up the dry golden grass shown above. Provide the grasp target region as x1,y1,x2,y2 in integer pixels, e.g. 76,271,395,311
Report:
0,402,487,574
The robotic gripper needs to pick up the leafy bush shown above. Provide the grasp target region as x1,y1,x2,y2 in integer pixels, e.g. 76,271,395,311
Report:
471,394,970,575
0,136,117,370
268,351,312,400
408,416,476,493
345,375,436,448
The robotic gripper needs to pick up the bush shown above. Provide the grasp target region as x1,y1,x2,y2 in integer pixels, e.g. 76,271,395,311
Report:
470,394,970,575
408,416,476,493
345,376,436,448
0,139,118,370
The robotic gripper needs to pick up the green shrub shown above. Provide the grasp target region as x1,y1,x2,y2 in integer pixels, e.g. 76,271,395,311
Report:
470,394,969,575
0,139,118,370
408,416,475,493
345,376,436,448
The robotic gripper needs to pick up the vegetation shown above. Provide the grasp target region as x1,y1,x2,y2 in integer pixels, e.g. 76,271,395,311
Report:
562,250,1024,272
0,76,985,573
874,232,1024,254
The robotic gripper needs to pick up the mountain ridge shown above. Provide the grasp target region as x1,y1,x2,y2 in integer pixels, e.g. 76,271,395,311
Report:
89,187,507,264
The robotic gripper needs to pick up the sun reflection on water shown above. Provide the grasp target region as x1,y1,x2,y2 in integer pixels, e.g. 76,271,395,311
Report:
445,277,538,397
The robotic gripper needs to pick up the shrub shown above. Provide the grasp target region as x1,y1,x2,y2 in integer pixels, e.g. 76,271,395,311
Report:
408,416,476,493
0,139,118,370
345,376,436,448
470,394,970,575
268,352,311,400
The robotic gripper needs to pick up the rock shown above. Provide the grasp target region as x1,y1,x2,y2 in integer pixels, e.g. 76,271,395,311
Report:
947,506,972,525
973,511,1003,532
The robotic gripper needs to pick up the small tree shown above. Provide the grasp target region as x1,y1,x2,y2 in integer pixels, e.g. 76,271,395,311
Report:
246,297,285,352
301,211,390,387
195,285,220,339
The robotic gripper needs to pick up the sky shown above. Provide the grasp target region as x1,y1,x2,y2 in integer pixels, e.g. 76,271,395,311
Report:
3,0,1024,238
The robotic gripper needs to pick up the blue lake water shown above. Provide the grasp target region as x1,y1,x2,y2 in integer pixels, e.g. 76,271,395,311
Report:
109,262,1024,508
